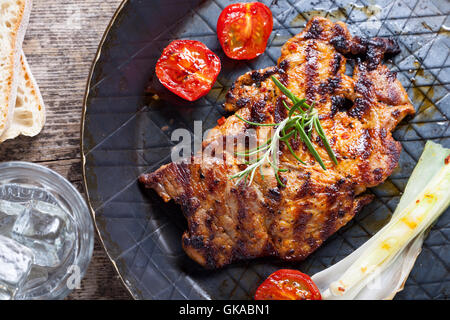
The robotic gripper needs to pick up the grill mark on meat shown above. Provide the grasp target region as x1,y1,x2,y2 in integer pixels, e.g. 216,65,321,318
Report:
236,188,248,222
364,38,400,70
236,97,250,109
373,168,383,182
352,129,372,159
391,109,400,119
376,68,404,106
349,97,370,119
235,184,271,260
324,179,345,207
296,172,313,198
289,135,301,151
183,234,217,269
174,163,199,217
357,161,371,186
304,18,324,39
354,61,373,95
204,250,217,269
225,83,236,101
330,23,349,53
268,188,282,202
232,240,246,260
277,67,288,86
349,62,373,119
383,131,402,174
274,96,287,123
231,187,251,258
204,168,221,193
279,59,290,71
331,53,342,75
204,215,213,232
305,42,319,105
330,96,353,118
183,235,204,250
365,44,384,71
249,100,267,124
321,188,357,241
306,236,318,249
190,220,200,234
318,76,342,108
294,211,313,235
219,189,245,251
251,67,279,86
330,23,400,70
380,128,387,140
320,209,339,240
319,77,341,96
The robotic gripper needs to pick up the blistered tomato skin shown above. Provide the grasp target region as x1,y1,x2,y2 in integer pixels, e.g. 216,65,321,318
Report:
217,2,273,60
255,269,322,300
155,40,221,101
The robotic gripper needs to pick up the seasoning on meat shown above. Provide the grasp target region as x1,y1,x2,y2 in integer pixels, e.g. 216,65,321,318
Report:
139,17,415,269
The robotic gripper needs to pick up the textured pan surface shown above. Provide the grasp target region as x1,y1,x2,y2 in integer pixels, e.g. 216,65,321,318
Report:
82,0,450,299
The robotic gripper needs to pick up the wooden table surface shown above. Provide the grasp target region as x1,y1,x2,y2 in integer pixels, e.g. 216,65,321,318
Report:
0,0,131,299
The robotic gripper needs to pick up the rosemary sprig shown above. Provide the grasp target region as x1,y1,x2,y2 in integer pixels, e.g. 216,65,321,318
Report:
313,117,338,165
235,114,278,127
230,76,337,187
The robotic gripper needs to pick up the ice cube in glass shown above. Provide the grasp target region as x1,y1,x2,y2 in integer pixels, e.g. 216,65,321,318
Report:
12,201,74,268
22,265,48,291
0,199,27,216
0,213,17,235
0,234,34,299
0,200,26,236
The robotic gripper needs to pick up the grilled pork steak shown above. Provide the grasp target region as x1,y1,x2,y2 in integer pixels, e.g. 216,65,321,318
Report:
139,17,415,268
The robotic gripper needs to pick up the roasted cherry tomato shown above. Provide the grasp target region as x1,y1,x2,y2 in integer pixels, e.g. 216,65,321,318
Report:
217,116,226,126
155,40,221,101
255,269,322,300
217,2,273,60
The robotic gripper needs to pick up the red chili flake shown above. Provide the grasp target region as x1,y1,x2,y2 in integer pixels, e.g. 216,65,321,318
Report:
416,200,420,204
217,116,226,126
445,155,450,165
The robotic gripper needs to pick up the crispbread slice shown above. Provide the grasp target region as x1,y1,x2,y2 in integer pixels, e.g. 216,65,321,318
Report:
0,51,45,142
0,0,32,136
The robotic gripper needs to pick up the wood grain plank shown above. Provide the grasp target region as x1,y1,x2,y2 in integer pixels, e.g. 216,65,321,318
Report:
0,0,131,300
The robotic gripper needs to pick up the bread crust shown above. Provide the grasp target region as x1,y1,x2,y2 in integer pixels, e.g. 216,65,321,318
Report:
0,51,46,142
0,0,33,137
